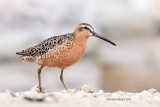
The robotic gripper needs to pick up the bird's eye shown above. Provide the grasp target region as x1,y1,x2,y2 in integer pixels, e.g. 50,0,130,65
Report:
84,26,88,29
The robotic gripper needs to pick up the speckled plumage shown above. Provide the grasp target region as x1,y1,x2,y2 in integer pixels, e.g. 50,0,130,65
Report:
18,33,75,57
17,33,79,69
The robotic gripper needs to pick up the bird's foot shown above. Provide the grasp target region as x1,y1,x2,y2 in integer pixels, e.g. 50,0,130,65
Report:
36,85,45,93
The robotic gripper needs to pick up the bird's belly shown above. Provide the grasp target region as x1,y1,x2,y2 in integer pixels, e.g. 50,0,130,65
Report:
36,42,87,69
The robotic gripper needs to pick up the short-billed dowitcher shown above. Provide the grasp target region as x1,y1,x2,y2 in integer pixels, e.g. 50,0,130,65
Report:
16,23,116,92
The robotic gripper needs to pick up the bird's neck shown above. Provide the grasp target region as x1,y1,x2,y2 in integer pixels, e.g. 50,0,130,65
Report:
72,34,88,56
75,33,89,43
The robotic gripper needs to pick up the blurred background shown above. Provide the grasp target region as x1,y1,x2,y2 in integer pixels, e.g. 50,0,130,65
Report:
0,0,160,92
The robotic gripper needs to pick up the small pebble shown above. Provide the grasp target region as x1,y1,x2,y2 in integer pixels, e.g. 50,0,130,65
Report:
148,89,157,94
80,85,94,93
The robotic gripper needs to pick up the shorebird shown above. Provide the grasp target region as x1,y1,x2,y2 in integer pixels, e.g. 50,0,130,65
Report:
16,23,116,92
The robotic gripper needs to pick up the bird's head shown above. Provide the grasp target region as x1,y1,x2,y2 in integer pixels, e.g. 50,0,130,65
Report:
74,23,116,46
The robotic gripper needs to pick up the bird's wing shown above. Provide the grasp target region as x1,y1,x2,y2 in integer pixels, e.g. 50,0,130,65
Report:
16,33,75,57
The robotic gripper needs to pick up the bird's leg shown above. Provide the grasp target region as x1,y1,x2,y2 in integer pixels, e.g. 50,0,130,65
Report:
60,69,68,90
38,66,44,93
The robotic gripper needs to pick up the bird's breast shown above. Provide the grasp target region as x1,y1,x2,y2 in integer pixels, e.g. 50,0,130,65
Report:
36,36,88,69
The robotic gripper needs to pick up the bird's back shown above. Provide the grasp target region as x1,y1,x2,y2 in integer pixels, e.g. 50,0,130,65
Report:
17,33,75,56
16,33,75,63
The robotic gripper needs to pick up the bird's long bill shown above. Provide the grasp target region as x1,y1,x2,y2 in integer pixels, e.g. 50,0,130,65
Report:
93,32,116,46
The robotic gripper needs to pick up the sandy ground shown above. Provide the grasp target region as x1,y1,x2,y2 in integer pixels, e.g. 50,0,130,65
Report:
0,85,160,107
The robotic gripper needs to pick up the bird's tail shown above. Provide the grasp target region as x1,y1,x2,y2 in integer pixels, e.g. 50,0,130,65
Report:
16,50,30,56
16,49,36,62
16,52,24,55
